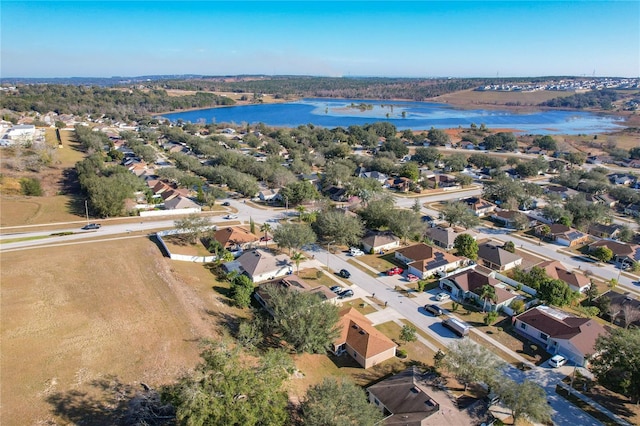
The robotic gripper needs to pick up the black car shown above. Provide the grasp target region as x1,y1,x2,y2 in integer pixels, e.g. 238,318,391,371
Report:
338,269,351,279
424,304,444,316
421,215,434,223
222,201,231,206
338,289,354,299
81,223,101,230
330,285,343,293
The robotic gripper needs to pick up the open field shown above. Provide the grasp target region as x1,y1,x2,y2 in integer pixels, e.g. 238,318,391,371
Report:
433,89,576,109
0,237,234,425
0,195,85,226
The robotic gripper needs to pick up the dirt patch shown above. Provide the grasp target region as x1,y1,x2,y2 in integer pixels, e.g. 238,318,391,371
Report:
0,237,234,424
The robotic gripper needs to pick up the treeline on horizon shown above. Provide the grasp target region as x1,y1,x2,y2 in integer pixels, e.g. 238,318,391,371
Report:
0,85,235,122
539,89,620,110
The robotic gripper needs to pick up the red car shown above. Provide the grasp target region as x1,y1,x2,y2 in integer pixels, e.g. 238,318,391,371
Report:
406,274,419,282
386,267,404,276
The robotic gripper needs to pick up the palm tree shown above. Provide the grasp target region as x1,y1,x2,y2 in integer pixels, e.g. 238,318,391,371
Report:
291,251,306,274
260,223,271,246
479,284,496,313
296,205,306,222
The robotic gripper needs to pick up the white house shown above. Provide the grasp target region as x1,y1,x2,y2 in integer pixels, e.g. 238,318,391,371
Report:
224,249,292,283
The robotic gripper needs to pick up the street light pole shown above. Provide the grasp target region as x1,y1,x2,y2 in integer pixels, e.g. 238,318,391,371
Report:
85,199,89,223
617,258,628,284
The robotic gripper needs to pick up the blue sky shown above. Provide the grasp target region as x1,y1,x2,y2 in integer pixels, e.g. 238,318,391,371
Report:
2,1,638,78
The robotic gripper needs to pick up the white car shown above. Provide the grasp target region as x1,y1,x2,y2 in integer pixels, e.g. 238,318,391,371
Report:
349,247,364,256
549,354,567,368
224,214,238,220
435,292,450,301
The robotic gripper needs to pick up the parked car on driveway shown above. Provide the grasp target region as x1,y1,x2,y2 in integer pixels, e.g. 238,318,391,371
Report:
549,354,567,368
81,223,101,230
338,269,351,279
406,273,419,282
260,236,272,242
349,247,364,256
222,201,231,206
224,214,238,219
435,292,450,301
338,289,354,299
386,267,404,276
330,285,343,293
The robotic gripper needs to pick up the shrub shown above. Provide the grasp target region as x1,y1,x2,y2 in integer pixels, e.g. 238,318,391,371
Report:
396,348,407,358
20,177,43,196
484,311,499,325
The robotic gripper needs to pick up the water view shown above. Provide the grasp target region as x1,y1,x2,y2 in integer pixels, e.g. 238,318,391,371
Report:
160,98,625,135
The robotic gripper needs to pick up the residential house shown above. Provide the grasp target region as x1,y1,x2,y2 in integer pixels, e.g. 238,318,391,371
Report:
459,197,496,217
254,275,338,316
325,186,348,202
601,290,640,328
535,223,589,247
624,203,640,218
608,173,636,186
258,188,282,203
490,210,535,229
395,243,463,279
385,177,412,192
213,227,259,251
439,268,519,311
366,367,439,424
224,249,292,283
587,223,621,240
424,226,475,251
514,305,608,366
477,242,522,271
331,307,397,369
596,193,617,208
164,196,201,211
357,169,388,185
588,240,640,265
526,146,547,155
361,232,400,254
544,185,574,200
535,260,591,293
425,174,458,189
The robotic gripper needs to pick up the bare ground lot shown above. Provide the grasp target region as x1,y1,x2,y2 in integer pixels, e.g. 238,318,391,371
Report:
0,237,234,425
432,89,576,110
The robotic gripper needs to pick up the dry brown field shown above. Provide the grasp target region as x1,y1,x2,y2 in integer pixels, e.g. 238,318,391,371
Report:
0,195,85,227
433,89,576,109
0,237,237,425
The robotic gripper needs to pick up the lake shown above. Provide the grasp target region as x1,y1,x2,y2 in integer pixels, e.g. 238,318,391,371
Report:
160,98,625,135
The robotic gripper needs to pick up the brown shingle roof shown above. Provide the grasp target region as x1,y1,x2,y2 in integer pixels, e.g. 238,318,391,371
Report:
335,308,396,359
536,260,590,291
214,227,259,249
477,243,521,267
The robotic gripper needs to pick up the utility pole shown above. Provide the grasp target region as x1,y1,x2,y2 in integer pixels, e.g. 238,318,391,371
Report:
85,199,89,223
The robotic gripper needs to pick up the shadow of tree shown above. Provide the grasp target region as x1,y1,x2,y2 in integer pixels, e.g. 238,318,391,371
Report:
46,376,175,426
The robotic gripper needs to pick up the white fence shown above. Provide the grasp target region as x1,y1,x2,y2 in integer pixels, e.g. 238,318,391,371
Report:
156,228,217,263
140,207,202,217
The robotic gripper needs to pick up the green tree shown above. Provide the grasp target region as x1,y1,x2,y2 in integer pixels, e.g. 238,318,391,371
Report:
454,233,478,260
443,339,504,391
359,194,395,229
427,128,450,145
313,210,365,247
259,222,271,245
411,147,441,165
497,379,552,424
538,224,551,243
173,214,212,244
538,278,577,306
231,274,254,308
19,177,43,196
388,209,425,244
478,284,497,312
585,281,599,303
280,180,319,205
262,284,340,353
484,311,499,325
400,324,417,344
503,241,515,253
300,378,383,426
591,246,613,263
454,173,474,187
273,222,317,254
291,251,306,274
444,153,467,172
617,225,634,243
399,162,420,181
163,342,292,426
411,198,422,213
434,349,446,370
532,135,557,151
591,328,640,403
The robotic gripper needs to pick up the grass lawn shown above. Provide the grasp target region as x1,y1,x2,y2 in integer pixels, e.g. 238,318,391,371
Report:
297,268,345,288
399,319,446,352
356,253,398,273
0,195,86,226
342,298,378,315
347,259,380,277
1,237,230,425
374,321,436,366
162,234,212,257
560,376,640,426
45,128,86,167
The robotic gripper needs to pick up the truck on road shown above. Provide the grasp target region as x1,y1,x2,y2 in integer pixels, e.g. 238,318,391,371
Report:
442,317,470,337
